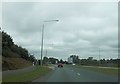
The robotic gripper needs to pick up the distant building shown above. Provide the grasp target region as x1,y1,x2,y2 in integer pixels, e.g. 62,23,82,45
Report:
68,57,73,64
70,55,79,63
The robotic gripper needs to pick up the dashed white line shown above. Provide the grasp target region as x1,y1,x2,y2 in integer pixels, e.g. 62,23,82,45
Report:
70,70,80,76
77,73,80,76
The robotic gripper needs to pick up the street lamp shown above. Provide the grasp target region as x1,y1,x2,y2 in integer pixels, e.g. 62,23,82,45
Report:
44,20,59,22
99,48,101,67
40,20,59,66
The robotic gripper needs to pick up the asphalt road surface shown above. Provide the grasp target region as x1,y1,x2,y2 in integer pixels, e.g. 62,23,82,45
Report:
33,65,118,82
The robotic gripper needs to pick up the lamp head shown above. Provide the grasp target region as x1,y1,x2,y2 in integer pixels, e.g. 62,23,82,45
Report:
55,20,59,22
44,20,59,22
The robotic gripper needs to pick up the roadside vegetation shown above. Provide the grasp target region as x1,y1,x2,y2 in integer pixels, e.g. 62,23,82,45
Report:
67,55,119,76
2,66,52,82
2,31,36,71
2,57,32,70
74,65,119,76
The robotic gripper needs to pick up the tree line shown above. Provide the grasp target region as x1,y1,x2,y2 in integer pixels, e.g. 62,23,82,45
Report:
68,55,120,67
39,57,67,65
2,31,36,62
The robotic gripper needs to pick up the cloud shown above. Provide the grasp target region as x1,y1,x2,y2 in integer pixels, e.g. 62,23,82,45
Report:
2,2,118,60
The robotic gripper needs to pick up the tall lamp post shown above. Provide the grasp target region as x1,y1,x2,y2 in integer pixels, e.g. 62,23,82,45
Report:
40,20,59,66
99,48,101,67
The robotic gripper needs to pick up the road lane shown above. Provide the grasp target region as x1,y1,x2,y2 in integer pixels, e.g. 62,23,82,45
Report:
33,65,118,82
65,65,118,82
46,67,75,82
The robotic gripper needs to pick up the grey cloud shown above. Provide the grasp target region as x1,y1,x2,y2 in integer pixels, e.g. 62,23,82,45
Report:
2,2,118,60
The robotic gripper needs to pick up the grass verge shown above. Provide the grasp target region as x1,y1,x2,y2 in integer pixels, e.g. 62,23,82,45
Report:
2,66,52,82
74,65,119,76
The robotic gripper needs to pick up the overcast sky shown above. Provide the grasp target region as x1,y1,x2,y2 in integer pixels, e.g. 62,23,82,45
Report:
2,2,118,60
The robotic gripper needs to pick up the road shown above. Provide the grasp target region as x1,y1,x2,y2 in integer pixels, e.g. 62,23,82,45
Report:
33,65,118,82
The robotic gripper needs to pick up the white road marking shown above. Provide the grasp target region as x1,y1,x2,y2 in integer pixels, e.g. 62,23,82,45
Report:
48,66,55,70
77,73,80,76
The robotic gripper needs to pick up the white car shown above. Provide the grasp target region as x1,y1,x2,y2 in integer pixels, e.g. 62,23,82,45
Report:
72,63,76,65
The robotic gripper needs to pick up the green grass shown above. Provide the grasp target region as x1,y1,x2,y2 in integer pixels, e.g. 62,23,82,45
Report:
75,65,119,76
0,78,1,83
2,66,52,82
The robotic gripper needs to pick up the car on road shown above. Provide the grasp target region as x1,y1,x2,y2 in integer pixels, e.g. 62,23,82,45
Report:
58,63,63,67
72,63,76,65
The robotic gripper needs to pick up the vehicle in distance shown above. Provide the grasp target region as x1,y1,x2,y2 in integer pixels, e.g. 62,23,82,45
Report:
58,63,63,67
72,63,76,65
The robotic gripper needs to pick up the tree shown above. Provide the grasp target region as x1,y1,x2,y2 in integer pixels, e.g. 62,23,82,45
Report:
59,59,63,63
2,31,36,62
49,57,59,64
29,54,36,62
43,56,49,64
2,31,14,48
